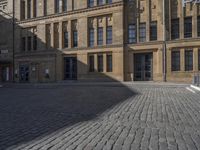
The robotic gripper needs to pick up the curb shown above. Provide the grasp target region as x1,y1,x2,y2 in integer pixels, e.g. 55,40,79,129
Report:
190,85,200,91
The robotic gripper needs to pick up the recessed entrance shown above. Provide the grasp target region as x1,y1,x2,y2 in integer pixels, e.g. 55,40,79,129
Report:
19,65,29,82
64,57,77,80
134,53,153,81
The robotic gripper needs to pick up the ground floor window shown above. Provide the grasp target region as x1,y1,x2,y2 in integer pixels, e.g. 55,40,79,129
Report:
171,50,180,71
98,55,103,72
185,49,193,71
106,54,112,72
89,55,95,72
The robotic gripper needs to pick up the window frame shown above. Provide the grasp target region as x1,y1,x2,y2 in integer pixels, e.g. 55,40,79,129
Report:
171,50,181,71
185,49,193,71
128,24,136,44
106,54,113,72
106,26,112,45
184,17,192,38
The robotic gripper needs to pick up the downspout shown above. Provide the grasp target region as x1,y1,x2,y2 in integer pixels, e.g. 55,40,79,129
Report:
12,0,15,82
163,0,167,82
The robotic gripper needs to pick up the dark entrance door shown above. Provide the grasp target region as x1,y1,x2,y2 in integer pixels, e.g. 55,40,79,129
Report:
64,57,77,80
134,53,153,81
19,65,29,82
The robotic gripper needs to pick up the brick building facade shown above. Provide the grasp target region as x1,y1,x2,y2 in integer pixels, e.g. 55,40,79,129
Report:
1,0,200,83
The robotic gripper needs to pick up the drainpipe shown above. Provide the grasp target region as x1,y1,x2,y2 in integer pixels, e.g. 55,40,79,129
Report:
163,0,167,82
12,0,15,82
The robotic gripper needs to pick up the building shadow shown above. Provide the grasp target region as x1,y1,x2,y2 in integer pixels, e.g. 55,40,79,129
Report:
0,14,138,149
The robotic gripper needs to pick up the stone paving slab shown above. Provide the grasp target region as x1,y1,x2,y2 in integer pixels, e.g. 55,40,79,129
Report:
0,83,200,150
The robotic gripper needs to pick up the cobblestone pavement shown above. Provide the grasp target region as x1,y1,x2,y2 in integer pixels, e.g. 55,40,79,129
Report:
1,82,200,150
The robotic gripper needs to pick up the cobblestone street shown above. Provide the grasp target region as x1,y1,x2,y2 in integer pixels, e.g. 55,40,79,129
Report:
1,82,200,150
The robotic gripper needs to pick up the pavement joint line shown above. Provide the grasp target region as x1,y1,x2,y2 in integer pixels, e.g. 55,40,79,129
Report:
190,85,200,92
186,87,196,94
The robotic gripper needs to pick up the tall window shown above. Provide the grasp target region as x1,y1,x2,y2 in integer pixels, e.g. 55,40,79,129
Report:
185,49,193,71
98,55,103,72
171,51,180,71
21,0,25,20
33,0,37,18
88,0,94,7
171,18,180,39
107,54,112,72
44,0,47,16
46,24,51,48
89,28,94,47
139,23,146,42
89,55,95,72
64,32,68,48
63,0,67,12
106,26,112,44
21,37,26,51
55,0,60,13
27,0,31,19
97,0,103,5
73,30,78,47
106,0,112,4
198,16,200,37
184,17,192,38
199,49,200,70
150,21,157,41
128,24,136,44
27,36,32,51
33,35,37,50
97,27,103,45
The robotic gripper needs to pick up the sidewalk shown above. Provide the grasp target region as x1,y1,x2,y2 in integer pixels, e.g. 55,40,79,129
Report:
0,81,189,89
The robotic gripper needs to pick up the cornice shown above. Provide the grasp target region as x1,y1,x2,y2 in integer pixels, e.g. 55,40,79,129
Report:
16,1,124,24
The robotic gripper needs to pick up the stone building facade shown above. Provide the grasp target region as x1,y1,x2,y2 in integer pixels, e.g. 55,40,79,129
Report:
0,0,13,82
11,0,200,82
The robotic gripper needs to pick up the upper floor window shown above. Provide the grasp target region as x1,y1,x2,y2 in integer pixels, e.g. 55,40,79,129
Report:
106,0,112,4
139,23,146,42
27,36,32,51
44,0,47,16
150,21,157,41
27,0,31,19
171,18,180,40
89,28,94,47
88,0,94,7
33,35,37,50
63,0,67,12
198,16,200,37
21,0,25,20
72,30,78,48
21,37,26,51
97,0,104,5
128,24,136,44
33,0,37,18
106,26,112,45
171,50,180,71
97,27,103,45
63,31,68,48
185,49,193,71
184,17,192,38
55,0,60,13
45,24,51,48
